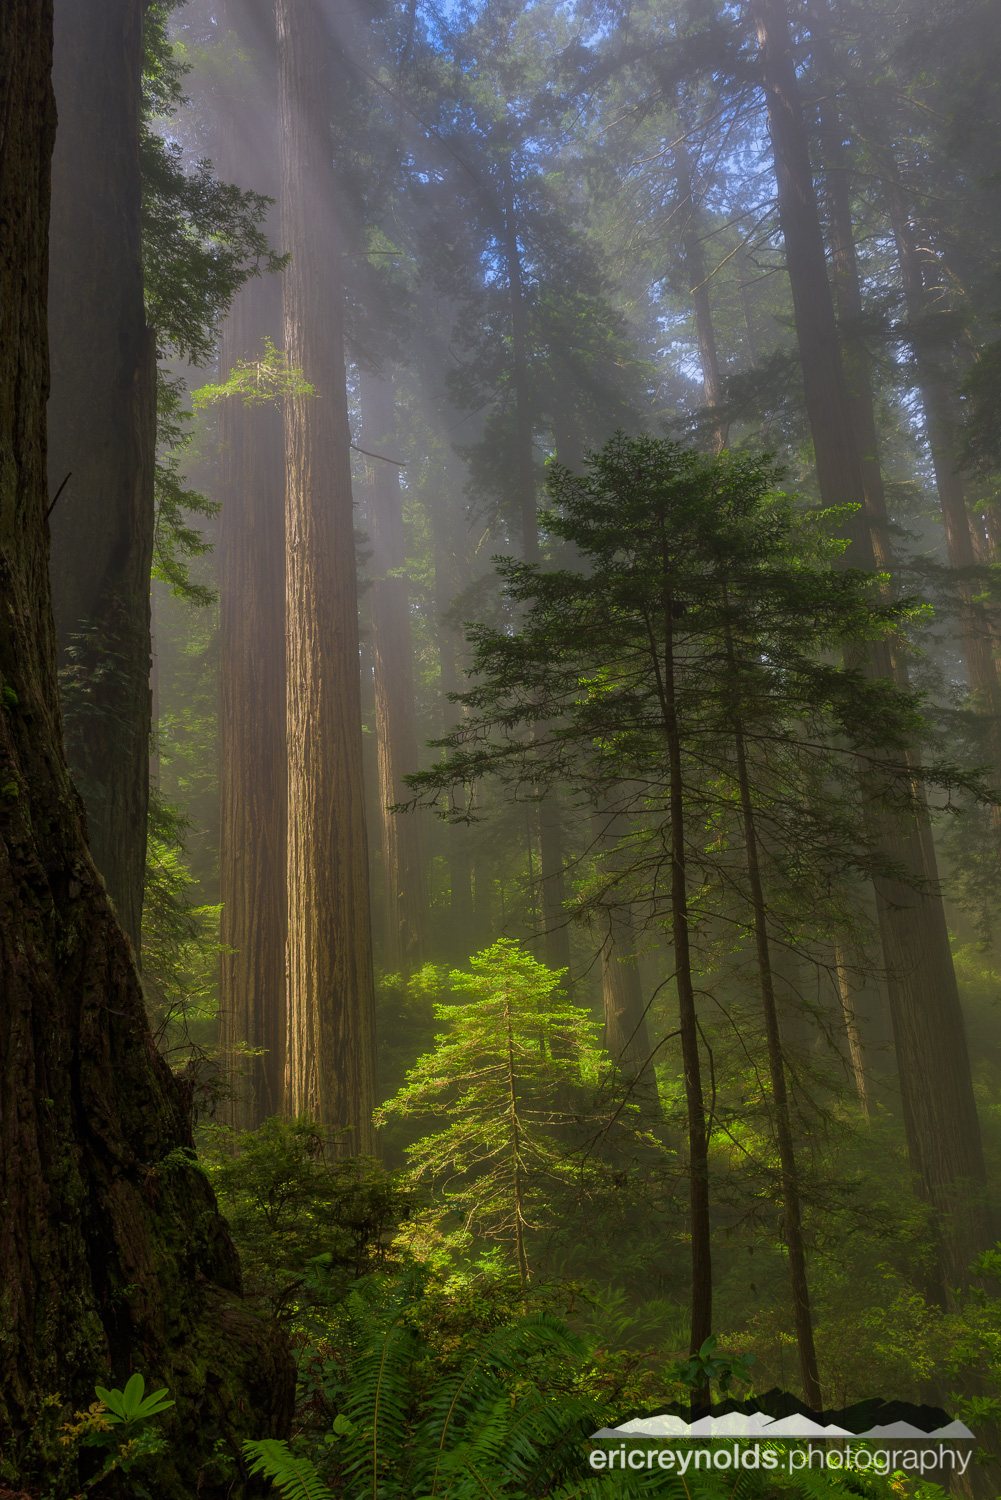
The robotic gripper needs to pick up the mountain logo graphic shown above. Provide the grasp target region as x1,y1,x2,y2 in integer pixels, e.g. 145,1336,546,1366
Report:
589,1393,975,1442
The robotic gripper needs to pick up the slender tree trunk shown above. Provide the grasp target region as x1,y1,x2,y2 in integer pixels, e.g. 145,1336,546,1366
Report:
277,0,377,1152
658,557,712,1376
362,371,427,976
834,936,871,1117
0,1,292,1476
752,0,990,1292
47,0,156,954
727,655,821,1407
505,997,530,1291
216,0,287,1129
673,116,727,450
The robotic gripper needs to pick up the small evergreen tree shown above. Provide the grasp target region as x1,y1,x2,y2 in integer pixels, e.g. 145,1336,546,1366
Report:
377,940,637,1288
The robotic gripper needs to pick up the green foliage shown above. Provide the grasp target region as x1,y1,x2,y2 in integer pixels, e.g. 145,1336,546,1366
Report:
141,5,285,366
48,1377,173,1499
244,1440,332,1500
153,371,219,605
242,1273,910,1499
201,1116,409,1319
672,1336,756,1400
92,1373,174,1425
192,336,317,408
142,784,222,1074
377,940,655,1280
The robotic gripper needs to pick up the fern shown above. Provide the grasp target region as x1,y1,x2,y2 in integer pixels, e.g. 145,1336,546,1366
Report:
242,1439,334,1500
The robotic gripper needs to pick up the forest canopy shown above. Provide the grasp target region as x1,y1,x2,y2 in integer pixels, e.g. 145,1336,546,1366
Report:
4,0,1001,1493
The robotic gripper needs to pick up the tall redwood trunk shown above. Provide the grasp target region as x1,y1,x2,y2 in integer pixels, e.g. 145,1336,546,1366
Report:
217,0,287,1128
277,0,377,1152
0,1,292,1480
362,371,427,976
751,0,990,1292
501,161,572,981
47,0,156,953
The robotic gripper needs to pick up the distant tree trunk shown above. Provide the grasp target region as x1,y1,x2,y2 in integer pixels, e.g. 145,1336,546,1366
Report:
885,178,1001,775
501,160,573,982
216,0,287,1128
362,371,427,976
834,936,871,1116
591,811,658,1103
427,421,476,956
47,0,156,954
277,0,377,1152
0,1,292,1479
752,0,990,1294
673,115,727,451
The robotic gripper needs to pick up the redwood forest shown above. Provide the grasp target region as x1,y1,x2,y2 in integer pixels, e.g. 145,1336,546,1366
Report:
3,0,1001,1495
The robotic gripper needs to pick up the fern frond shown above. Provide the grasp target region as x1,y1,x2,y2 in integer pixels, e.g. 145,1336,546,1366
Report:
242,1439,334,1500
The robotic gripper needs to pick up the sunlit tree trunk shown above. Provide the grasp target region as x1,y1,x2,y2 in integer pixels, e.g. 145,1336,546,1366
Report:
751,0,990,1294
47,0,156,954
216,0,287,1127
0,0,293,1466
277,0,377,1151
362,370,427,976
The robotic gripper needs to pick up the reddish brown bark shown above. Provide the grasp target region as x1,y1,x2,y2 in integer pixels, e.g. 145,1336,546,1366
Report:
216,0,288,1129
278,0,377,1151
0,2,291,1485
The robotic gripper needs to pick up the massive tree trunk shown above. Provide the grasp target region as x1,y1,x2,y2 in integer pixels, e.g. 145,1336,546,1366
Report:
362,370,427,976
217,0,288,1129
46,0,156,954
277,0,377,1152
0,3,292,1488
751,0,990,1292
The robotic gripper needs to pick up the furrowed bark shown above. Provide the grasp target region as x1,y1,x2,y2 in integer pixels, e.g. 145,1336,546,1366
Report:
217,0,287,1128
278,0,377,1152
0,3,292,1485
